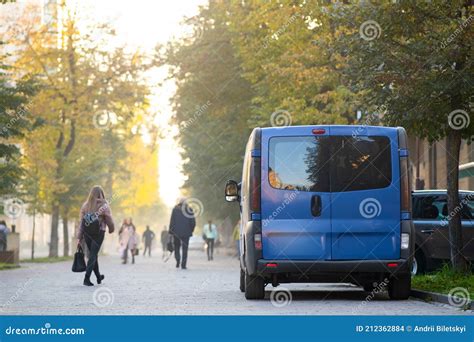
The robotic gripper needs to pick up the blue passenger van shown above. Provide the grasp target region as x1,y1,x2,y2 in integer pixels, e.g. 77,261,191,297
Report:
225,125,414,300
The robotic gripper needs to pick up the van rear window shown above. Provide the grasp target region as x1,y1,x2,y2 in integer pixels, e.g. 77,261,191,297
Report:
268,136,392,192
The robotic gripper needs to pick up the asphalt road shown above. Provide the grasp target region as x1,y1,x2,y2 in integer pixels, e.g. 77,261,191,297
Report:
0,248,470,315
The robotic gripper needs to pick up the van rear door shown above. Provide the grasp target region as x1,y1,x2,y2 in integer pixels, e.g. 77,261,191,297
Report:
329,126,400,260
261,126,332,260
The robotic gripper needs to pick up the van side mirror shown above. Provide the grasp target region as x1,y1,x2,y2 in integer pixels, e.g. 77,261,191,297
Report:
225,180,240,202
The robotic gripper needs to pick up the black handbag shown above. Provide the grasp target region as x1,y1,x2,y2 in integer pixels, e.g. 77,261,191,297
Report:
166,235,174,252
72,245,86,272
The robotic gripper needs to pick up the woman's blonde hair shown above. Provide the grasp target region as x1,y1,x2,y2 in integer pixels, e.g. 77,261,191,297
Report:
84,185,106,213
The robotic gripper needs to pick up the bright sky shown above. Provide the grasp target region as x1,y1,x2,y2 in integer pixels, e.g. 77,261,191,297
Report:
74,0,208,207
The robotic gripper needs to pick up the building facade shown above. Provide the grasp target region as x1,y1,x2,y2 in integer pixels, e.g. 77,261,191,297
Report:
408,137,474,191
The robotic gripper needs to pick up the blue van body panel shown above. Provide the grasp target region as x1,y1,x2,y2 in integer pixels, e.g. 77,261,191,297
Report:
260,125,401,261
261,126,331,260
330,126,401,260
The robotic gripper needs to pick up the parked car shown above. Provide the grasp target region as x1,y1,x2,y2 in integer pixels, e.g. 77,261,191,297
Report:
225,125,414,300
411,190,474,275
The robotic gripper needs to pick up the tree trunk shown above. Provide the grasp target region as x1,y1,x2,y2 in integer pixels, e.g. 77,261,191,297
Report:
63,215,69,257
445,129,468,272
31,208,36,260
49,203,59,257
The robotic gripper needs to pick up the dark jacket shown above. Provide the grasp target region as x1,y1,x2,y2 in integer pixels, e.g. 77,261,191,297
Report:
169,203,196,238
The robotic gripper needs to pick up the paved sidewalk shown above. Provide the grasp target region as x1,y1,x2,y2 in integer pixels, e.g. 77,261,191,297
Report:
0,249,470,315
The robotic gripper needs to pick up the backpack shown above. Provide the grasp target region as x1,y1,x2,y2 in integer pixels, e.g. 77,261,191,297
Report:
81,212,101,237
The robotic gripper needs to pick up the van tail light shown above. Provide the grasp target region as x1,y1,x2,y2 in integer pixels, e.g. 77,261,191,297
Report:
387,263,398,268
254,233,262,250
250,157,261,212
400,157,411,213
401,233,410,250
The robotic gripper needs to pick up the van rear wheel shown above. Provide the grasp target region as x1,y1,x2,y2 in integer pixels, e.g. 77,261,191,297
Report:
388,275,411,300
245,271,265,299
411,249,426,276
240,268,245,292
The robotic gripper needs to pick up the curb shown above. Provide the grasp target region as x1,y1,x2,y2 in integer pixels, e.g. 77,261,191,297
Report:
411,289,473,310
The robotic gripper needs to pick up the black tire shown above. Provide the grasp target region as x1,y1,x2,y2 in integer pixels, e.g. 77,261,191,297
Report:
239,268,245,292
411,249,426,276
388,275,411,300
244,271,265,300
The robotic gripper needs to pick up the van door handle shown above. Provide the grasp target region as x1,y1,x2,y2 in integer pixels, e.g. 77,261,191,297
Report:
421,229,434,234
311,195,322,217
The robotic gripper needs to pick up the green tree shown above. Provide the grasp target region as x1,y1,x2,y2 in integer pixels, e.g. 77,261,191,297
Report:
332,0,473,271
15,6,150,257
227,0,359,127
0,53,35,198
162,1,254,222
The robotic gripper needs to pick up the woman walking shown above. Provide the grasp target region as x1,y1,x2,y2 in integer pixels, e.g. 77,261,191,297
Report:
78,185,115,286
119,218,138,264
203,219,218,261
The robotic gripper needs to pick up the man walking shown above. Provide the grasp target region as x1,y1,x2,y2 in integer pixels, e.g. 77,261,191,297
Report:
142,225,155,257
169,198,196,269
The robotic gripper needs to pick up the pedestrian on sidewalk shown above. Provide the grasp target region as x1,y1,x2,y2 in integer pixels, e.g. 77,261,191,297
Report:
119,218,138,264
78,185,115,286
203,219,218,261
169,198,195,269
142,225,155,257
160,226,169,259
0,220,10,252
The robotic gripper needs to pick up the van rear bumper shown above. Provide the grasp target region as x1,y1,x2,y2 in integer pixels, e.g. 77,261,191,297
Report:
256,259,410,276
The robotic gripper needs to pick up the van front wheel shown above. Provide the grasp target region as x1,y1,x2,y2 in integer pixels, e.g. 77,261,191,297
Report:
245,272,265,299
240,268,245,292
388,275,411,300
